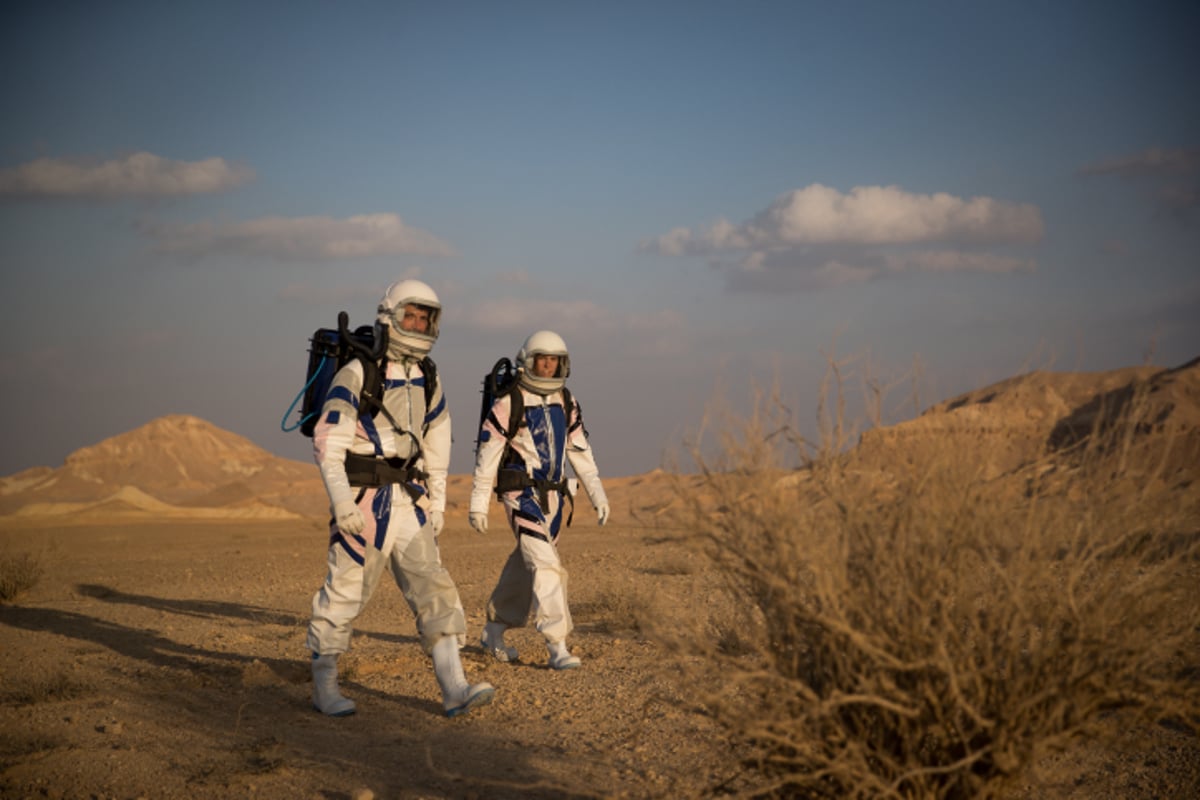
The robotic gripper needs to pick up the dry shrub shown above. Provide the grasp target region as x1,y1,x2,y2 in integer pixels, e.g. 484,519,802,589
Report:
0,731,66,759
577,584,654,636
664,370,1200,799
3,671,92,707
0,551,43,602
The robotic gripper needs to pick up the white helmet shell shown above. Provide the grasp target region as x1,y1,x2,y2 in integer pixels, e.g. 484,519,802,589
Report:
376,279,440,358
516,330,570,395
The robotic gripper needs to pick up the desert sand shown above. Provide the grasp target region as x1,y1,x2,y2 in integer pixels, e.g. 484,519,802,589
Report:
1,360,1197,799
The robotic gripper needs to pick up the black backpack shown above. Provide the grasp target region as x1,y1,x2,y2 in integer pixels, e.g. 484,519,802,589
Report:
282,311,437,437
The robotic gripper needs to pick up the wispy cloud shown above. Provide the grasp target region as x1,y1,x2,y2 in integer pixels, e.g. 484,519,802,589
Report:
0,152,254,199
456,298,688,357
275,269,432,307
884,250,1036,274
275,283,382,306
463,298,618,333
1079,146,1200,218
495,269,532,284
1078,146,1200,177
144,213,456,261
643,184,1043,292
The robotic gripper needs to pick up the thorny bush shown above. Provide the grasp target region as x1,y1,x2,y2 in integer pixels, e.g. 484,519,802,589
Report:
664,369,1200,799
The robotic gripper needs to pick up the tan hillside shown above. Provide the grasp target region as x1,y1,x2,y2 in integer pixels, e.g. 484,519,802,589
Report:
0,414,324,521
852,357,1200,485
59,414,315,500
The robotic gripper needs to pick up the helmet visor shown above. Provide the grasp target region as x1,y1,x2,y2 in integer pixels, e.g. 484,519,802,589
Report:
389,302,439,341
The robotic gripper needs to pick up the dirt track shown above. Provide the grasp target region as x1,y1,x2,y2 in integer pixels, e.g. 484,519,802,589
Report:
0,508,746,800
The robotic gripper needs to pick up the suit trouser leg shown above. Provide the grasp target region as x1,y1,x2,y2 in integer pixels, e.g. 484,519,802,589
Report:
521,534,571,643
389,516,467,654
487,545,534,629
307,538,388,655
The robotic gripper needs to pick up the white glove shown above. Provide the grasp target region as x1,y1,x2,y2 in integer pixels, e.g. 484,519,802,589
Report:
597,503,610,527
469,512,489,534
430,510,445,536
333,499,365,535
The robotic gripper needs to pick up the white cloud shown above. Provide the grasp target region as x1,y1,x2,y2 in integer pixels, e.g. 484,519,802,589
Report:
643,183,1044,293
145,213,456,260
0,152,254,198
643,184,1044,254
649,227,695,257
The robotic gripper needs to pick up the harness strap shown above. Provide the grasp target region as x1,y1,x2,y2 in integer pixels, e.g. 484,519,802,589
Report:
344,452,428,504
495,469,575,526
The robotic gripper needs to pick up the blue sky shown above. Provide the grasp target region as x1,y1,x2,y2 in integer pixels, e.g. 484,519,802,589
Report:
2,1,1197,478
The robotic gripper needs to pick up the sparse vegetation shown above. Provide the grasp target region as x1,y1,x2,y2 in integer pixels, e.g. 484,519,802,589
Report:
0,731,66,759
3,671,92,707
0,550,43,602
578,586,650,636
665,366,1200,798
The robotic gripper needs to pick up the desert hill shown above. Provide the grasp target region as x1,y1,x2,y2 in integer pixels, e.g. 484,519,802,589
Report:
2,358,1197,526
853,356,1200,485
0,415,324,523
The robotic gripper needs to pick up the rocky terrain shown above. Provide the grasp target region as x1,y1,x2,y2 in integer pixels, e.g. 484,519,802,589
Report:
0,358,1197,799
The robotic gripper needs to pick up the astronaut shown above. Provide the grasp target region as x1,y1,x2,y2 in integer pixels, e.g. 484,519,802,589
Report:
469,330,610,670
307,279,494,718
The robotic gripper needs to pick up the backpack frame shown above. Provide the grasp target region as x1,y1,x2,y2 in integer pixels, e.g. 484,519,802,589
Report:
282,311,437,437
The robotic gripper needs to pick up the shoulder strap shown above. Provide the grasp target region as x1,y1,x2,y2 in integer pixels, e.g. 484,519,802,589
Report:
356,355,386,419
420,356,438,407
505,384,524,441
502,385,572,441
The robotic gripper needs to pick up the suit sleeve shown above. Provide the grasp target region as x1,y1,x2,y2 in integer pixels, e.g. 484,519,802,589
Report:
422,370,451,514
469,392,513,515
564,396,607,510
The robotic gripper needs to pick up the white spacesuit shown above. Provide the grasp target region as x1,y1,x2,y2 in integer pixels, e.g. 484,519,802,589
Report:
307,279,493,718
469,330,610,670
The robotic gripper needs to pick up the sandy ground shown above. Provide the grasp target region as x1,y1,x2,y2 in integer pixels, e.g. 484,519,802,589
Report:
2,505,1197,799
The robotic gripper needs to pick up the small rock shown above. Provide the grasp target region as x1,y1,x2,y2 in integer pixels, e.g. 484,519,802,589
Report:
351,789,375,800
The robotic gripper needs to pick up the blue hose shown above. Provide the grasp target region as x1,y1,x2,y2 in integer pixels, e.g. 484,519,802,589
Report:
280,354,327,432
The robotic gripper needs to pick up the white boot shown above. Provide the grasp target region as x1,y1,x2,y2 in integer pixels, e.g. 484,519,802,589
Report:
432,636,495,718
481,621,519,663
311,653,356,717
547,640,581,671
